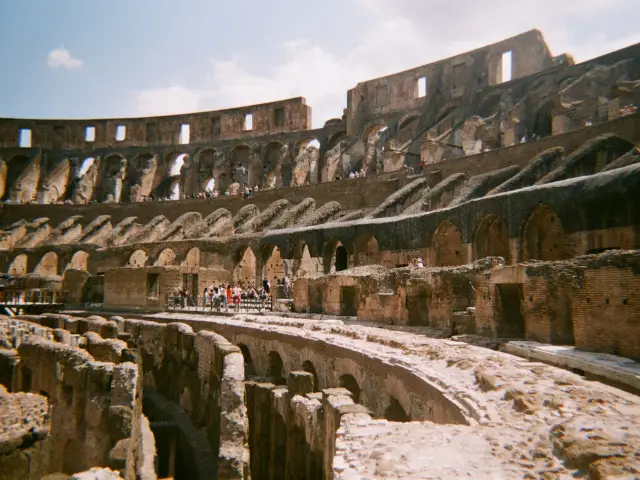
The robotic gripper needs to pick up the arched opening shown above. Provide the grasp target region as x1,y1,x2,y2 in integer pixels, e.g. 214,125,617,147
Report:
78,157,95,177
353,234,379,267
229,145,252,188
292,139,321,185
169,154,188,200
262,245,286,286
182,247,200,267
301,360,320,392
263,142,284,189
238,344,255,378
360,124,389,175
267,351,285,385
339,374,360,404
127,250,148,267
292,241,318,278
34,252,58,276
197,148,229,194
1,155,34,201
522,205,567,261
7,254,28,275
154,248,176,266
101,154,127,202
384,397,411,422
474,215,510,262
533,105,553,139
323,241,349,274
336,246,348,272
126,153,157,202
66,157,96,202
433,221,464,266
204,178,215,192
68,251,89,271
233,247,257,284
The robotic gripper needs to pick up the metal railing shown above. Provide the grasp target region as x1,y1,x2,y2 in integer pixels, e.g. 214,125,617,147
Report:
0,289,66,306
165,295,273,313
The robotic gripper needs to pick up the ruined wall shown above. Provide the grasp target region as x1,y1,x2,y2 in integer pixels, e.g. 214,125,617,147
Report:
0,317,144,479
123,319,247,480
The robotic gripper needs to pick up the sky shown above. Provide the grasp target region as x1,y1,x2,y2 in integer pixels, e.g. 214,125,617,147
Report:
1,0,639,128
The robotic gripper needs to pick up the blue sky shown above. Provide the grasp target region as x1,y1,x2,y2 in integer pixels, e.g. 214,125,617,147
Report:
1,0,639,127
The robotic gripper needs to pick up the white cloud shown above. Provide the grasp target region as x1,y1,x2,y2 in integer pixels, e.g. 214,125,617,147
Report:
47,47,83,70
135,0,640,127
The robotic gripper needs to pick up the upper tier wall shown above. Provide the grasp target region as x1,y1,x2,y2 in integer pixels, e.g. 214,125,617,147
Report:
0,98,312,150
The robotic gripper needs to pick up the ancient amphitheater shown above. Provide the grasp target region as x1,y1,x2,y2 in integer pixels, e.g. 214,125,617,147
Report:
1,29,639,479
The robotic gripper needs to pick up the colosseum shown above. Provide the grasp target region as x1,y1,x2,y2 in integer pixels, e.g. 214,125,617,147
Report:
0,29,639,479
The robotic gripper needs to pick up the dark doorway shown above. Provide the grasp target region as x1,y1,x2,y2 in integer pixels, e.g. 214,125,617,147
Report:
340,286,358,317
308,284,323,313
533,108,552,138
385,397,411,422
182,274,198,305
495,284,525,338
339,374,361,404
407,287,429,326
335,246,348,271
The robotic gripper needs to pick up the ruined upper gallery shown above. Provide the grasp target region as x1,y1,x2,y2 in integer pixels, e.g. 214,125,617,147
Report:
0,29,637,205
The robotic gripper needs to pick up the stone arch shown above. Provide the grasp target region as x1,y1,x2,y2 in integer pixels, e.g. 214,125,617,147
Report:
238,343,255,377
327,131,346,150
197,148,229,194
0,155,35,201
433,221,464,266
182,247,200,267
533,102,553,139
267,351,285,385
323,240,349,274
99,154,128,203
127,250,148,267
67,251,89,271
292,240,318,278
262,245,286,286
360,123,389,175
229,145,252,189
385,396,411,422
522,205,567,261
233,246,257,284
339,374,361,404
292,138,321,185
7,254,28,275
126,153,158,202
34,251,58,276
154,248,176,267
301,360,320,392
353,233,379,267
474,215,510,262
263,141,284,189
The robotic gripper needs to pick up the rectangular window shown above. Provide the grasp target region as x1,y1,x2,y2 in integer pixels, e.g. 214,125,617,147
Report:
274,107,285,127
501,51,513,83
244,113,253,131
115,125,126,141
179,124,190,144
417,76,427,98
147,273,160,299
19,129,32,148
85,126,95,142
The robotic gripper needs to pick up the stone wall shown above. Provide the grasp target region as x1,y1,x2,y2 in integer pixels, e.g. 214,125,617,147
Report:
0,317,145,479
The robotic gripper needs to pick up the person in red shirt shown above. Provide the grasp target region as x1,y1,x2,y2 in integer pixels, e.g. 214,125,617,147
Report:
226,285,233,312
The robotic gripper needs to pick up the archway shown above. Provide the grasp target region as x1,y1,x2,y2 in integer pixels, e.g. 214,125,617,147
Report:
474,215,510,262
1,155,34,201
292,139,321,185
533,104,553,139
433,221,464,266
127,250,148,267
262,246,286,286
154,248,176,266
292,241,318,278
301,360,320,392
263,142,284,189
126,153,157,202
522,205,567,261
339,374,360,404
34,252,58,276
323,241,349,274
182,247,200,267
229,145,252,188
233,247,256,284
361,124,389,175
100,154,127,202
267,351,285,385
238,344,256,378
197,148,229,194
354,234,379,267
384,397,411,422
68,251,89,271
7,254,28,275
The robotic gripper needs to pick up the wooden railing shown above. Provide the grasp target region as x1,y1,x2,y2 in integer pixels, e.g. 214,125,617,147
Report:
0,289,66,306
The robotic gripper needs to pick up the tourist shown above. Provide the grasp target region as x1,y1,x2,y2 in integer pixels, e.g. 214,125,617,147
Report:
226,285,233,311
263,278,271,296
